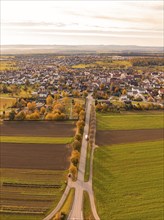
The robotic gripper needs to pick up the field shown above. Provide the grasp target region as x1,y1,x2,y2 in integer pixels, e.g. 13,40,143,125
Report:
0,169,66,220
94,111,163,219
0,121,75,219
93,140,164,220
96,129,163,145
0,121,75,137
1,143,71,170
97,112,163,130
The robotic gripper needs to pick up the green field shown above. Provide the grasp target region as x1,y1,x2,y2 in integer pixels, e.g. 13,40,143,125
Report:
93,140,164,220
1,136,73,144
97,112,163,130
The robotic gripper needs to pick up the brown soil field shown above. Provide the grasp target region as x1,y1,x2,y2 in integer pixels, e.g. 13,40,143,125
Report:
0,121,75,137
96,129,163,146
0,143,71,170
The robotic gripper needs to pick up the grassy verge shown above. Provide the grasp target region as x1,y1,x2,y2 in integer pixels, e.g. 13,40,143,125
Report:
1,136,73,144
53,188,75,219
97,112,163,130
83,191,95,220
84,145,91,182
93,140,164,220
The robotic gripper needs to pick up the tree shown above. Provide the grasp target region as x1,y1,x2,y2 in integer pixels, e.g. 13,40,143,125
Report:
79,110,85,120
27,111,40,120
69,164,77,177
73,103,83,115
40,106,46,115
53,103,65,113
76,120,85,128
101,103,108,112
9,110,16,120
15,111,26,120
72,140,81,151
27,102,36,112
46,95,53,106
74,133,82,142
70,150,80,166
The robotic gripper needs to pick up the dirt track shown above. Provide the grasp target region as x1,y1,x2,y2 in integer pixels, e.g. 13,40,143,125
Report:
96,129,163,146
0,143,71,170
0,121,75,137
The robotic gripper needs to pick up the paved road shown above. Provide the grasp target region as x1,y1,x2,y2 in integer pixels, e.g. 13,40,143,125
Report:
43,94,99,220
43,179,73,220
68,94,100,220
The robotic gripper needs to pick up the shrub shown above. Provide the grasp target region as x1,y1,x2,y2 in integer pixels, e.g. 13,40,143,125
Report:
72,140,81,151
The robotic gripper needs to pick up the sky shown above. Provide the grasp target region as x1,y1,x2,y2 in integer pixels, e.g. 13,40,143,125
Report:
1,0,163,46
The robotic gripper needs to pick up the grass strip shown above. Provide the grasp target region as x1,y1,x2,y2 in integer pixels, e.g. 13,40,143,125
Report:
83,191,95,220
1,136,73,144
84,145,91,182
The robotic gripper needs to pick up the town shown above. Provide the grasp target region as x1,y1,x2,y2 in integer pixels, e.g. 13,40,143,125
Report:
0,54,164,120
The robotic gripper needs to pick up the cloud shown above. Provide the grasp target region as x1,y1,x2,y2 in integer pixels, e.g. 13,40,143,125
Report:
3,21,68,27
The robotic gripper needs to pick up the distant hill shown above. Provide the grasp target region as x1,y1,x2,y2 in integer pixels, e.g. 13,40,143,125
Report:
1,45,163,55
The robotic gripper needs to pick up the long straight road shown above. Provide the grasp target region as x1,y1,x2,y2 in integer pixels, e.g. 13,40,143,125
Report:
68,94,100,220
43,94,99,220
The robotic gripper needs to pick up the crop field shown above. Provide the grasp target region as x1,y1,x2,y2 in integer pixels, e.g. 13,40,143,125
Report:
0,168,66,220
93,140,164,220
96,128,163,145
0,121,76,137
0,143,71,170
97,112,163,130
0,120,75,220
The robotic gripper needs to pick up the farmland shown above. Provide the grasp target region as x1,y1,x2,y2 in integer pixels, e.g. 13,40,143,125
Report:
0,121,75,137
93,140,164,220
97,111,163,130
0,121,76,220
94,110,163,219
96,129,163,145
1,143,71,170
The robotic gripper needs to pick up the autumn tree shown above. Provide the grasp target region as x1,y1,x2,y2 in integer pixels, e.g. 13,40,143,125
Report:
46,95,53,106
27,101,36,112
79,110,85,120
70,150,80,166
40,106,46,115
15,111,26,120
74,133,82,142
72,140,81,151
69,164,77,178
9,110,16,120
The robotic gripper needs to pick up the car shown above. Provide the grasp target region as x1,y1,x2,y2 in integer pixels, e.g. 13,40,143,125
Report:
85,134,89,141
